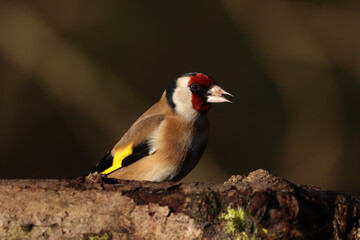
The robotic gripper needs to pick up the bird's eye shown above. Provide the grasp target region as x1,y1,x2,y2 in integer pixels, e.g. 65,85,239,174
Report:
190,83,199,91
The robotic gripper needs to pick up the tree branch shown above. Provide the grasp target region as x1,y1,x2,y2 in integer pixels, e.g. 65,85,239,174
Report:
1,169,359,239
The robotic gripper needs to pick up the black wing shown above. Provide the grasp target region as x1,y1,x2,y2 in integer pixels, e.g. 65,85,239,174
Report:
91,141,151,175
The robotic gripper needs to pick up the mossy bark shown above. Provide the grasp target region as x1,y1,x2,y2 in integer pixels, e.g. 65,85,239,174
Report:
0,169,359,239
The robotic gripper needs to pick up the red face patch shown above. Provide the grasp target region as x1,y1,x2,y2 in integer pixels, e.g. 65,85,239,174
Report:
188,73,215,114
187,73,215,87
192,95,211,113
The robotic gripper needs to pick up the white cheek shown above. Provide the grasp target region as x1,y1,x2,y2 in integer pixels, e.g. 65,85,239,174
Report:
172,77,199,121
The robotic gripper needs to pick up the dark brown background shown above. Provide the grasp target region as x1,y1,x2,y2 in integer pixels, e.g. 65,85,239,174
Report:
1,0,360,196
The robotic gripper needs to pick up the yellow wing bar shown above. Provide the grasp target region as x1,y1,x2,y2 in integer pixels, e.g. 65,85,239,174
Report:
101,144,133,174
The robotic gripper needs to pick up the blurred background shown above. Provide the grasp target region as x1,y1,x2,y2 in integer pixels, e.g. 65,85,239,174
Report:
1,0,360,196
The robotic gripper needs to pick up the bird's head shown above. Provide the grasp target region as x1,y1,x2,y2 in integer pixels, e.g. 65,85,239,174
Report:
165,72,232,121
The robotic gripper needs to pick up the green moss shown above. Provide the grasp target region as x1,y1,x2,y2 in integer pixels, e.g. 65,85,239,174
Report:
88,233,110,240
220,206,268,240
83,231,111,240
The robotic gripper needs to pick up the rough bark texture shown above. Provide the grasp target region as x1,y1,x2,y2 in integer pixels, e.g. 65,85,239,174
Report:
0,169,360,240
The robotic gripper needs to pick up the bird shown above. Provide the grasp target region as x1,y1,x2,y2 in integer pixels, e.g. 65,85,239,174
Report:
91,72,232,182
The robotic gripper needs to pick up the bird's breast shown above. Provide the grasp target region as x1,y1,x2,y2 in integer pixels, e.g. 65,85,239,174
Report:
163,115,209,181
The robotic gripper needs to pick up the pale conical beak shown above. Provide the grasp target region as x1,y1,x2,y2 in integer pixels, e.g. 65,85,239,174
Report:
206,85,233,103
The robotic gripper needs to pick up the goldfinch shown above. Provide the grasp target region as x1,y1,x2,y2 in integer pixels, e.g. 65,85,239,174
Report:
91,72,232,181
